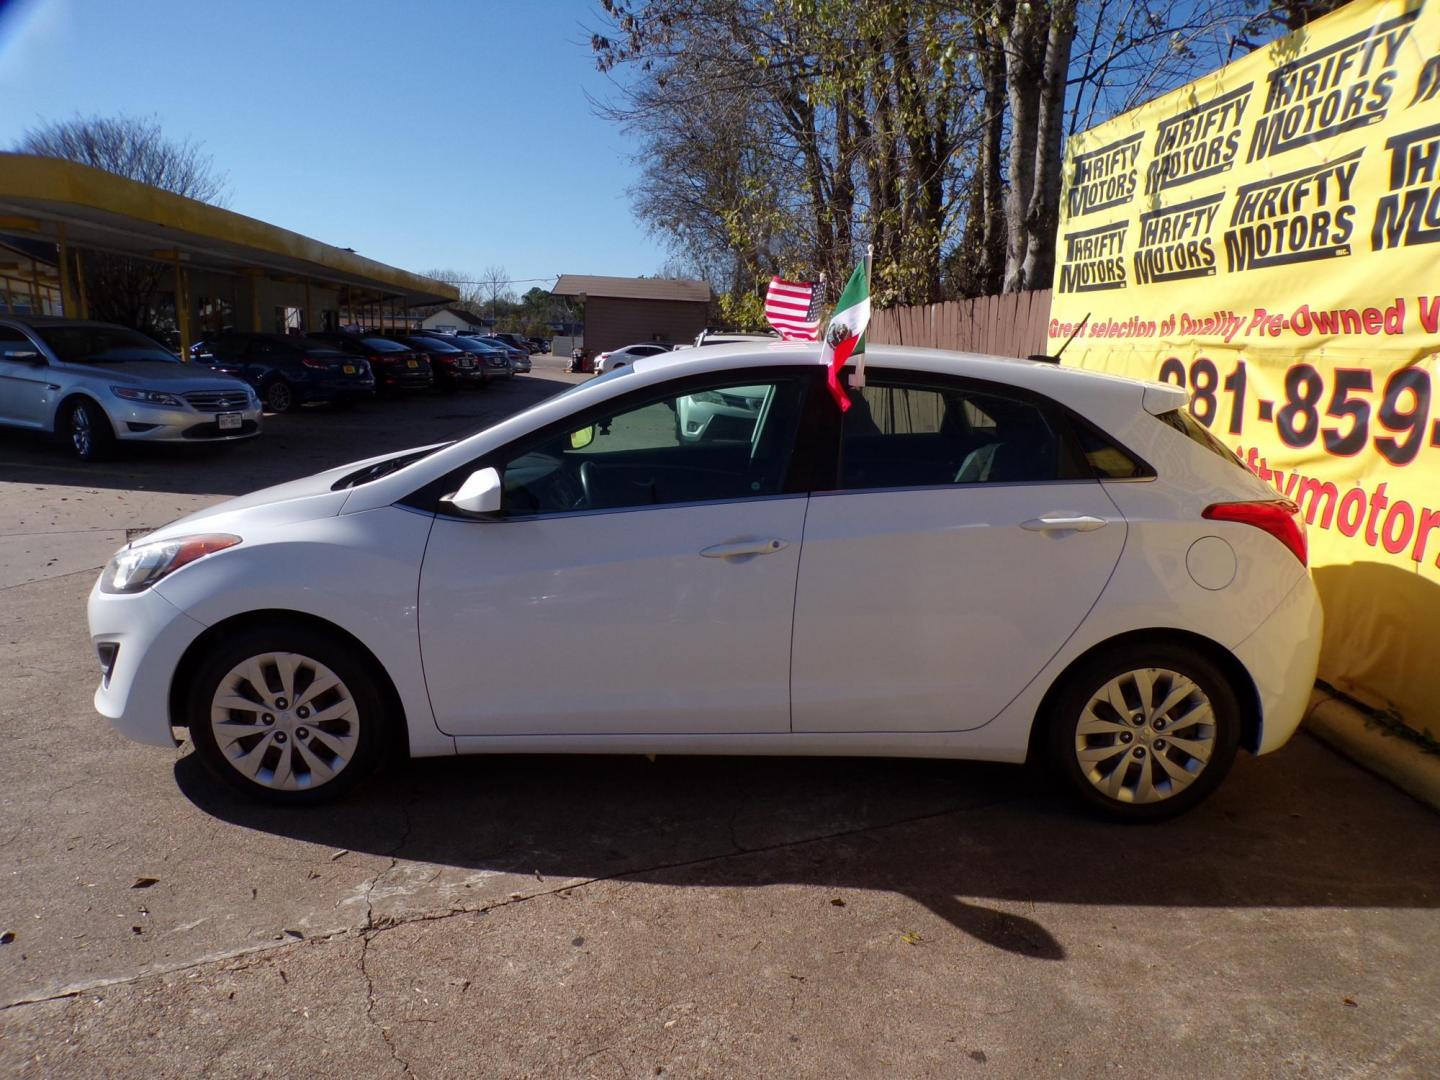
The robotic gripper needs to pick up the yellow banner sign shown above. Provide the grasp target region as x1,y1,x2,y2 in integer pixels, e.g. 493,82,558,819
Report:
1049,0,1440,726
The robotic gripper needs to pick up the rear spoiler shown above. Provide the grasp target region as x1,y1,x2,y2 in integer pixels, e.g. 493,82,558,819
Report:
1142,382,1189,415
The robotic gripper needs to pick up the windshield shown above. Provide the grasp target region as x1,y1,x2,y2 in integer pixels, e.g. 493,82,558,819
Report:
35,325,177,364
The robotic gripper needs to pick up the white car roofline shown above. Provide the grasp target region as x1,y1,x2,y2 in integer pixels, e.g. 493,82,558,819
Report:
341,344,1174,514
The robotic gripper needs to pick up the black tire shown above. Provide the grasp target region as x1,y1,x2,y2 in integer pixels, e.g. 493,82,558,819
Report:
1045,643,1241,822
264,379,295,414
63,397,116,462
185,623,392,805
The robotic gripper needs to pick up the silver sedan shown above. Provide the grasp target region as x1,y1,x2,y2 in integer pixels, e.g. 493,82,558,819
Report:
0,318,262,460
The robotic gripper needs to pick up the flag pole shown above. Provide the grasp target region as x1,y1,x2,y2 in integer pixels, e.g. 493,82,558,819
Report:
851,244,873,389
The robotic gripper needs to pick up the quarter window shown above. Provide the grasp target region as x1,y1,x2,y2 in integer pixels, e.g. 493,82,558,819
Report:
840,380,1062,488
500,378,805,515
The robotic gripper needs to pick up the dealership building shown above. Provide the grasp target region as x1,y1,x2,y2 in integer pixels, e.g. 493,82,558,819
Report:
0,153,456,352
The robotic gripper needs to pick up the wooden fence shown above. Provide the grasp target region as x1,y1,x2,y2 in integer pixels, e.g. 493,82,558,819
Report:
868,289,1052,358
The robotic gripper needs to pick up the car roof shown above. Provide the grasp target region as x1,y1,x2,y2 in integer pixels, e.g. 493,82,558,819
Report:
3,317,140,330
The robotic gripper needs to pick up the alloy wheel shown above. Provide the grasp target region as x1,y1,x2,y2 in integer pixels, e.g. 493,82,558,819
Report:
266,381,293,413
71,404,93,456
1073,667,1217,805
208,651,358,791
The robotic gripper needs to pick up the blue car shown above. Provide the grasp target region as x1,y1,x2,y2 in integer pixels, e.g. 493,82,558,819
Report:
192,333,375,413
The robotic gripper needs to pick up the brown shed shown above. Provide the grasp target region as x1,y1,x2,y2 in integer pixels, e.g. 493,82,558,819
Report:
552,274,713,357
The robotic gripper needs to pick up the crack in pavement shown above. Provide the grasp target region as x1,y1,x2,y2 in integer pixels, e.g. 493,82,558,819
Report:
1,791,1017,1015
357,778,419,1078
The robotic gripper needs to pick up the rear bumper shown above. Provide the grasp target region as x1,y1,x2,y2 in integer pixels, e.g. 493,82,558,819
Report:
298,377,375,402
1232,573,1324,755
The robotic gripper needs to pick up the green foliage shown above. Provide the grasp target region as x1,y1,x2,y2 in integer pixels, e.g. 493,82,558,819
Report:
716,290,769,332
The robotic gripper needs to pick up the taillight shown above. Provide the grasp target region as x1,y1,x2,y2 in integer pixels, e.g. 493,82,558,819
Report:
1203,499,1307,566
302,356,333,369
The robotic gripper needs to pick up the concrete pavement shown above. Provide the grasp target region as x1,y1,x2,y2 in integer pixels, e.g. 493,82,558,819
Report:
1,357,1438,1078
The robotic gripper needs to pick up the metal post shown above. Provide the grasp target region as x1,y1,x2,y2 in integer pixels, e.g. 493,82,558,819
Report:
73,248,90,320
56,225,76,317
304,280,313,334
174,253,193,360
28,256,43,315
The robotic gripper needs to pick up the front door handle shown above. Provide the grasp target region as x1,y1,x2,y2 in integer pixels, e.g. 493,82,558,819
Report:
700,538,790,558
1020,515,1108,533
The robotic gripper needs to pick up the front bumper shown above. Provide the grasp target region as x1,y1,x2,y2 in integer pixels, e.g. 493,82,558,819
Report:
88,577,209,747
1232,573,1324,755
109,400,264,443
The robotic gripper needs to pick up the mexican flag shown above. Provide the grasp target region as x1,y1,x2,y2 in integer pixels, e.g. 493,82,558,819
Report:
820,257,870,411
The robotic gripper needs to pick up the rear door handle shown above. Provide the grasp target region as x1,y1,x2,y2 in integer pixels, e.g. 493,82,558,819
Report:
1020,515,1108,533
700,538,790,558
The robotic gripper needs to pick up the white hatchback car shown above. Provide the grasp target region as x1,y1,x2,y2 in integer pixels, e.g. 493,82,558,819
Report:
88,343,1322,819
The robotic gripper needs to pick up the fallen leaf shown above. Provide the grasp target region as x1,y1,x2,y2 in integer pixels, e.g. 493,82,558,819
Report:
830,898,846,907
329,850,349,861
900,930,923,946
131,926,143,935
131,877,159,890
283,928,304,940
0,931,14,945
1344,997,1358,1008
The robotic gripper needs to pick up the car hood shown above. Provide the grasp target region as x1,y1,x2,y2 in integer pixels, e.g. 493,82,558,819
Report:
136,443,449,544
91,361,253,393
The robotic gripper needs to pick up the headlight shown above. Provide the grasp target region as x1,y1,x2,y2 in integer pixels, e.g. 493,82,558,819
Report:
100,534,241,594
112,386,184,407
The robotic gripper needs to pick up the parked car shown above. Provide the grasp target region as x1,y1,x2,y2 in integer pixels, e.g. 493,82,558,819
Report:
528,337,549,354
0,317,260,460
410,331,506,384
595,342,673,374
307,332,434,394
88,342,1322,818
692,330,781,348
481,336,528,373
381,333,485,390
191,333,374,413
491,332,533,353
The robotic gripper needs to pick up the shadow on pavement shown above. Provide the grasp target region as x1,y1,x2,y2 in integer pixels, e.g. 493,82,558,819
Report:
176,738,1440,962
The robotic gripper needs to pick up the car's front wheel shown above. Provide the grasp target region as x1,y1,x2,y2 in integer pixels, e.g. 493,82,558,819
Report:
63,398,116,462
186,625,389,803
1046,644,1241,821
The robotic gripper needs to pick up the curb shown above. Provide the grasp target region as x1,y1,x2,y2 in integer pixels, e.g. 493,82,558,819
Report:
1304,689,1440,814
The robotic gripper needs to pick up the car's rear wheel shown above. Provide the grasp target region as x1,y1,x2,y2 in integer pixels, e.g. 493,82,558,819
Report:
1046,644,1240,822
264,379,295,413
64,398,115,462
186,625,389,803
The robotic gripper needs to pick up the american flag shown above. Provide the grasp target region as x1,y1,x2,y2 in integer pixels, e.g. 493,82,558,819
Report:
764,276,825,341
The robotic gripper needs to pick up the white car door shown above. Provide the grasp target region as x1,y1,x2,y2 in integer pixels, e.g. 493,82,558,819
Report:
0,326,53,428
418,370,817,737
790,374,1126,734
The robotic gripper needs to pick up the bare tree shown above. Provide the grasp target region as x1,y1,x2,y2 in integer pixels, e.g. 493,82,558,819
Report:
478,265,513,323
14,114,230,330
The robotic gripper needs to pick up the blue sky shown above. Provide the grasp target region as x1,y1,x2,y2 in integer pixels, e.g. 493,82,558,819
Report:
0,0,669,292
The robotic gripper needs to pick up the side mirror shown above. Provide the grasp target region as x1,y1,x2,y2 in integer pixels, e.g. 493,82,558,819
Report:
443,466,503,515
4,349,43,365
569,425,596,450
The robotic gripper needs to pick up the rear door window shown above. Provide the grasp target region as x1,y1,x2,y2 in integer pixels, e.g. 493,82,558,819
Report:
839,378,1066,488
